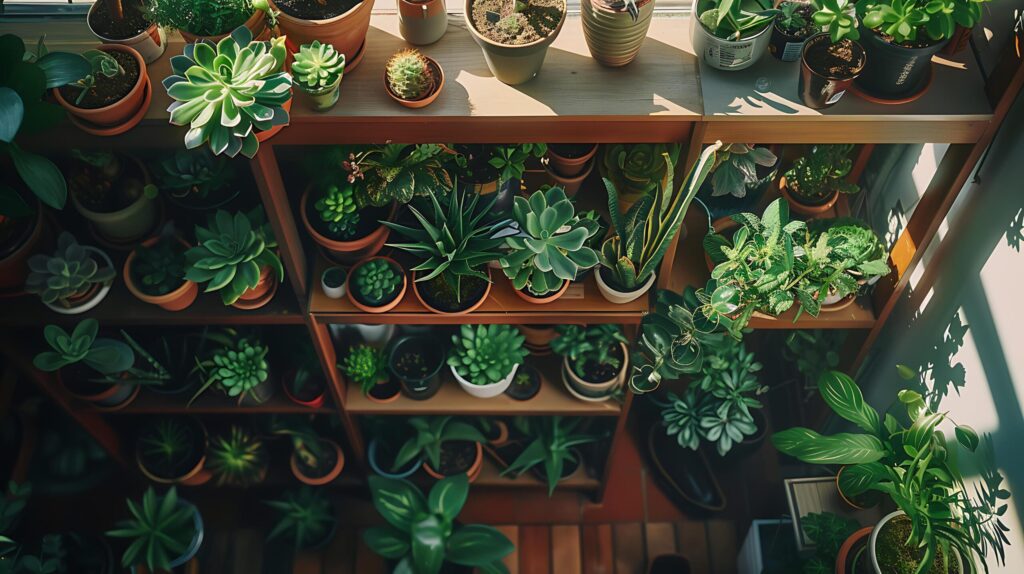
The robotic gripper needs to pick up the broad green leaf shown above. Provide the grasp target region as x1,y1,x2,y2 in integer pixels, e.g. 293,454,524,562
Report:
0,87,23,142
446,525,515,567
411,514,445,574
428,474,468,522
363,526,410,559
818,371,880,435
368,476,428,533
9,143,65,209
955,425,979,452
772,428,885,465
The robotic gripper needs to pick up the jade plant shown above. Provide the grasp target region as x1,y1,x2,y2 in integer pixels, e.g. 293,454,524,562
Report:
164,26,292,158
131,236,188,296
340,344,388,396
265,487,337,550
550,325,628,380
600,144,681,198
697,0,779,40
345,144,454,207
293,40,345,92
859,0,987,44
783,144,860,203
106,487,198,572
392,416,487,473
500,186,599,296
448,324,528,386
810,0,861,42
25,232,116,307
184,208,284,306
206,425,267,486
364,474,514,573
503,417,603,496
146,0,275,37
315,183,360,239
708,143,777,199
385,48,434,101
190,331,270,404
352,259,402,305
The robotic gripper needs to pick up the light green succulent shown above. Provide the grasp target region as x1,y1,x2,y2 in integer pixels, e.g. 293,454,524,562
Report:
314,183,360,239
352,259,402,304
191,334,270,404
385,48,433,101
25,232,116,306
164,26,292,158
339,344,388,395
500,186,599,296
293,40,345,91
448,324,527,386
206,425,267,486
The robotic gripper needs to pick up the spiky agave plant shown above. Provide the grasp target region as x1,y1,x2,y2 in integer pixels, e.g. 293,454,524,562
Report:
385,48,434,100
164,26,292,158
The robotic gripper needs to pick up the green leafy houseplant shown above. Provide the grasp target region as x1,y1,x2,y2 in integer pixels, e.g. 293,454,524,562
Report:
816,219,890,279
184,208,284,306
551,325,628,380
385,48,435,101
489,144,547,184
600,142,720,293
697,0,779,40
345,144,454,207
190,331,270,404
156,149,236,203
503,417,603,496
772,370,1011,574
146,0,274,37
775,1,811,34
859,0,987,44
265,487,336,550
707,143,778,199
392,416,487,473
292,41,345,93
600,144,681,198
352,258,402,306
164,26,292,158
25,232,115,308
783,144,860,204
499,186,599,297
784,329,845,395
801,512,861,574
130,236,188,296
792,221,889,316
106,487,198,572
340,344,388,396
314,183,360,240
363,474,514,574
811,0,861,42
206,425,267,486
448,324,528,386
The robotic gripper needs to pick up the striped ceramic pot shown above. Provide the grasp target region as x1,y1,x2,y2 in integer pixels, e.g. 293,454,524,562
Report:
581,0,656,67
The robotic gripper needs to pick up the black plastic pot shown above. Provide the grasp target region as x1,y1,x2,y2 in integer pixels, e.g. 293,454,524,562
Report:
505,364,541,401
769,19,813,62
645,422,726,515
855,28,948,100
799,34,866,109
387,335,445,400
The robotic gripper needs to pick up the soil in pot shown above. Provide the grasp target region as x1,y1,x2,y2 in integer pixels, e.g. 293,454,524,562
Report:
137,417,206,481
390,342,443,399
68,155,149,214
58,51,140,109
876,514,959,574
418,273,488,312
470,0,563,45
88,0,151,39
769,3,815,61
294,439,341,480
436,440,478,476
274,0,361,19
305,195,389,245
570,344,624,384
805,38,866,79
368,378,401,401
505,364,541,400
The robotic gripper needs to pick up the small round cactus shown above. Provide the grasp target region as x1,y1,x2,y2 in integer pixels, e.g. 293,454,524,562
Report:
385,49,434,101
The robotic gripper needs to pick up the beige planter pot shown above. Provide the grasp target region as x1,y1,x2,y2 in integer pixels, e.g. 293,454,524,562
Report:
398,0,448,45
562,342,628,399
581,0,656,67
86,3,167,63
465,0,566,85
595,268,655,304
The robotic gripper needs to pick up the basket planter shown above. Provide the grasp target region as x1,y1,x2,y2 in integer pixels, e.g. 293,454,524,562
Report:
42,247,115,315
269,0,374,72
412,269,492,315
384,55,445,108
562,342,628,399
368,438,423,479
465,0,566,85
799,34,866,109
136,418,211,486
345,257,407,313
423,441,483,482
387,335,446,400
53,44,151,135
513,279,570,305
300,187,394,263
123,236,199,311
580,0,656,67
778,174,839,217
291,439,345,485
86,2,166,63
855,28,948,101
398,0,448,45
0,204,45,292
595,267,655,304
451,363,520,399
690,7,772,71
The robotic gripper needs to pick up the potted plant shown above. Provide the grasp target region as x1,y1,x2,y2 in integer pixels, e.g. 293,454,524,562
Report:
321,266,348,299
154,149,239,211
269,416,346,485
817,219,889,285
367,419,424,479
54,45,151,135
86,0,166,63
398,0,448,45
26,233,115,314
345,257,407,313
185,208,285,309
387,335,446,400
135,417,211,486
384,48,445,109
475,417,510,446
301,180,393,263
517,324,558,354
107,487,204,572
506,364,542,400
346,143,456,207
582,0,657,67
268,0,374,72
165,27,292,158
543,143,598,195
190,331,274,405
768,1,816,61
146,0,276,42
293,41,345,112
772,370,1012,574
265,487,338,550
792,222,888,315
393,416,488,481
341,344,400,403
465,0,567,85
500,186,599,303
600,144,681,210
597,142,719,305
66,150,159,244
798,0,866,109
284,350,329,409
691,0,779,71
700,143,779,218
383,190,505,314
123,233,198,311
364,475,515,571
503,417,601,495
448,324,528,398
780,144,861,216
551,324,629,400
206,425,269,486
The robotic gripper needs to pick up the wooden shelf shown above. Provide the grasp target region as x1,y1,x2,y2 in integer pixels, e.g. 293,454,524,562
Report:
345,355,622,416
410,457,600,491
92,387,333,415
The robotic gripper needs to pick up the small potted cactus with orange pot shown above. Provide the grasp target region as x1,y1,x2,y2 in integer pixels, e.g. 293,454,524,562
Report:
383,48,444,109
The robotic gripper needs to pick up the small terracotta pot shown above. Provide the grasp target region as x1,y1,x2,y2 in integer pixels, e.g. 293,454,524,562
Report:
282,369,327,409
53,44,150,131
269,0,374,72
546,144,598,178
836,465,867,510
123,236,199,311
231,265,278,309
59,369,138,410
291,439,345,486
513,279,570,304
366,379,402,403
836,527,873,574
384,56,445,109
779,175,839,217
423,442,483,483
412,268,492,315
516,325,557,351
179,9,272,43
300,187,394,263
346,257,407,313
543,157,594,197
136,420,212,486
487,420,510,447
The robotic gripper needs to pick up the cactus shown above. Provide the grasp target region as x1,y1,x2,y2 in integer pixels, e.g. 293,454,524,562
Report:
385,49,434,101
314,183,360,239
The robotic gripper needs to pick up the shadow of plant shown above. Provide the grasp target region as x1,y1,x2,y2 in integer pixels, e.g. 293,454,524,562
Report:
1008,207,1023,251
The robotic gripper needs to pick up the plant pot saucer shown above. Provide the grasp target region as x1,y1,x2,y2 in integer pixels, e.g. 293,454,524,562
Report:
231,273,279,310
67,77,152,136
561,363,617,402
850,65,934,105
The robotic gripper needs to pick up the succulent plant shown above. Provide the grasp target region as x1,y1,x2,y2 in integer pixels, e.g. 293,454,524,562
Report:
32,319,135,375
68,49,124,105
340,344,388,395
138,417,193,468
25,232,115,306
550,324,627,376
314,183,360,239
184,208,284,306
206,425,267,486
500,186,599,296
352,259,402,305
156,149,235,200
265,487,336,550
164,26,292,158
131,237,188,296
448,324,527,386
385,48,434,101
191,334,270,404
600,144,681,197
106,487,198,571
292,40,345,91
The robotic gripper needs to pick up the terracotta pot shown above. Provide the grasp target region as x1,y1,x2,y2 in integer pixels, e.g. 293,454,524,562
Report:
836,465,867,510
423,442,483,483
282,369,327,409
255,96,292,143
231,265,278,309
595,267,655,305
487,420,510,447
581,0,656,67
0,206,45,292
53,44,150,130
513,278,570,304
136,420,211,486
562,342,628,398
546,144,598,178
543,156,594,197
836,527,873,574
385,56,444,109
346,257,407,313
291,439,345,486
270,0,375,72
179,9,271,43
123,236,198,311
300,187,393,263
59,370,138,410
398,0,448,46
412,269,492,315
465,0,566,85
86,3,166,63
516,325,557,350
366,379,402,403
779,175,839,217
799,34,866,109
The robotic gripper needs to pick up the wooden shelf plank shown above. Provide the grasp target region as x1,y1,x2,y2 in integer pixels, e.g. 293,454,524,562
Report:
472,458,600,491
345,355,622,416
92,387,333,415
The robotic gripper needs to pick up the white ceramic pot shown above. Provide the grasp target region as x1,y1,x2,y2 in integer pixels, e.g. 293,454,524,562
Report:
86,3,167,63
689,9,772,71
353,324,396,348
321,267,347,299
45,247,114,315
595,268,656,304
451,363,519,398
869,511,963,574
